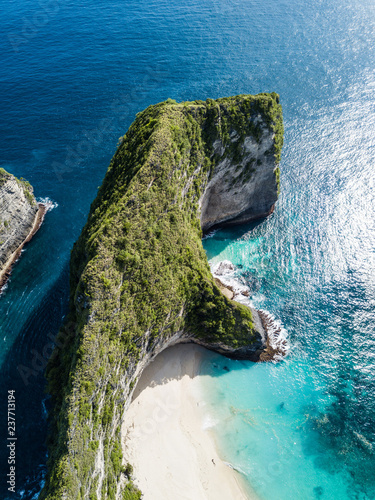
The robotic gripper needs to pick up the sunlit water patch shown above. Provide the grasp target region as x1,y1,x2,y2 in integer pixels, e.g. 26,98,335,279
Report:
201,76,375,499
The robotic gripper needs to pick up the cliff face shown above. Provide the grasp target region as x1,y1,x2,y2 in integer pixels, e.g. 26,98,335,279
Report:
200,106,281,231
0,169,42,287
41,94,283,500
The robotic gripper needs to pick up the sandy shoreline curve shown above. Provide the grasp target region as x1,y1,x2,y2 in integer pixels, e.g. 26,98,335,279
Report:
0,203,46,290
122,344,259,500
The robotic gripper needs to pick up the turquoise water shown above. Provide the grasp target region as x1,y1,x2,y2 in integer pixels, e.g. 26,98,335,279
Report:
201,92,375,498
1,0,375,497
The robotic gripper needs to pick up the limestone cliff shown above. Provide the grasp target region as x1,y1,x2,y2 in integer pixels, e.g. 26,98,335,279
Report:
200,104,281,231
40,94,283,500
0,169,45,288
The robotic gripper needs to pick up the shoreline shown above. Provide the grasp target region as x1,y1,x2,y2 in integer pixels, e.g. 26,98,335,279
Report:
122,344,259,500
213,266,289,361
0,203,46,291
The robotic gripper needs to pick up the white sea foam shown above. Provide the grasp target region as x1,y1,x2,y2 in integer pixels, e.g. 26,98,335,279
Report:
223,461,247,475
202,229,218,239
211,260,254,305
37,197,59,211
257,308,290,360
202,413,219,430
19,471,46,499
211,260,289,360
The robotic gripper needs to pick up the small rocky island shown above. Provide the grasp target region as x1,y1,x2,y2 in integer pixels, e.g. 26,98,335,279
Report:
0,168,45,289
40,94,283,499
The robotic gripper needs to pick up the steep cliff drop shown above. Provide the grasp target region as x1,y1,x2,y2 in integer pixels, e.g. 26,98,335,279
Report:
41,94,283,500
0,169,45,290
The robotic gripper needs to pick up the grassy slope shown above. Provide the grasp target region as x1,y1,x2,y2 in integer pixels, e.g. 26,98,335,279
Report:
41,94,283,499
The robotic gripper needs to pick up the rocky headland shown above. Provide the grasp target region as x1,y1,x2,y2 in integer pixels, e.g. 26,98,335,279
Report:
0,168,45,290
40,93,283,499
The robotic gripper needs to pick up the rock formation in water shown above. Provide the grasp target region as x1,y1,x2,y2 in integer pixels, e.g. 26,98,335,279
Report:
0,168,45,288
40,94,283,499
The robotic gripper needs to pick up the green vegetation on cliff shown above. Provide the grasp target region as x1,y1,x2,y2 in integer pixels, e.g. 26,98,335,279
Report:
41,93,283,499
0,167,36,205
0,167,11,184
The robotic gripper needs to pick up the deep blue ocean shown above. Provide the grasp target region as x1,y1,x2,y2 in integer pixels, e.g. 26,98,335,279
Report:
1,0,375,498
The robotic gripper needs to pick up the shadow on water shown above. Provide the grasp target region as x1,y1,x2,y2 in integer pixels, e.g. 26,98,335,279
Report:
203,217,271,259
0,264,70,500
204,216,269,238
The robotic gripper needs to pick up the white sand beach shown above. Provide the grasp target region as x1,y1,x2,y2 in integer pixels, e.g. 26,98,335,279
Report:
122,344,257,500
